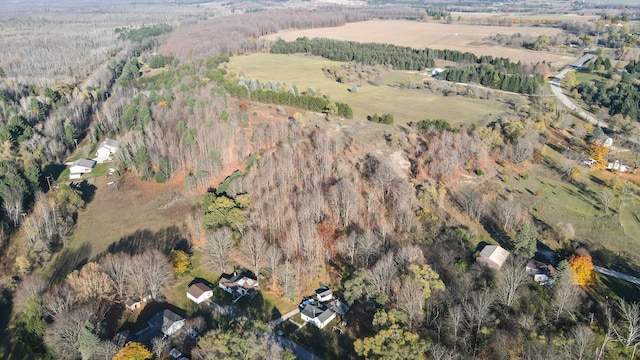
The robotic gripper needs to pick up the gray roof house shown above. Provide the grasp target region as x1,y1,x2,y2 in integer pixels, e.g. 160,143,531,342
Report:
69,159,96,179
300,301,337,329
148,309,185,337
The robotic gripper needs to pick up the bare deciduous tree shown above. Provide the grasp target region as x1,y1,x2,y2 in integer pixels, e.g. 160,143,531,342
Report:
13,274,46,312
44,306,93,360
563,325,596,360
497,196,522,233
152,336,171,360
99,252,130,300
615,300,640,353
395,277,425,330
495,257,529,307
367,253,397,303
550,261,582,321
242,228,267,278
204,227,234,273
42,283,77,320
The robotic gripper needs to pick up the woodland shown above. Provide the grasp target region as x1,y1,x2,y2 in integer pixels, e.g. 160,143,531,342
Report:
1,1,640,360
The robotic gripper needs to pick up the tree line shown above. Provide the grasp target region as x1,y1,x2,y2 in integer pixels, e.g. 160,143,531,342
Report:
441,65,544,94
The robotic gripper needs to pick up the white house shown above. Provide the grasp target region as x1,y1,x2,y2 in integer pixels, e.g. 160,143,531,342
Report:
69,159,96,179
476,245,510,270
300,302,336,329
96,138,120,158
186,283,213,304
219,272,259,297
148,309,185,337
315,286,333,302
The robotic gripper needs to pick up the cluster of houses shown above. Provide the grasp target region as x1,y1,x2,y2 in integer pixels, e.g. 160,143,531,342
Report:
476,244,555,286
67,138,119,179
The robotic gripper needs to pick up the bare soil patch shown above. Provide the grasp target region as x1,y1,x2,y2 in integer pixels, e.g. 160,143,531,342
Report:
263,20,574,69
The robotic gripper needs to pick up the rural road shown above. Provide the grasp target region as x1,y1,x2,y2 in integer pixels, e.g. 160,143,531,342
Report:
595,266,640,286
550,53,607,128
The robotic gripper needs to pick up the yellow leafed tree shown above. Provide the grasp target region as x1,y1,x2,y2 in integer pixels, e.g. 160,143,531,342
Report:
589,143,609,170
113,342,152,360
569,253,595,287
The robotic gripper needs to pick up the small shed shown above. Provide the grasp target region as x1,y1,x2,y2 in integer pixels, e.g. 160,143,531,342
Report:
315,286,333,302
476,245,510,270
96,138,120,157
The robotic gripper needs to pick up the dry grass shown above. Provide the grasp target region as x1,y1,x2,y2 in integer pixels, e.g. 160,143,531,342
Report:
262,20,575,69
69,173,200,260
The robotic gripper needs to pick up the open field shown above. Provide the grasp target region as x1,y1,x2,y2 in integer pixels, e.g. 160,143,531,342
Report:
67,174,199,261
228,53,508,126
451,12,600,21
262,20,575,69
500,143,640,258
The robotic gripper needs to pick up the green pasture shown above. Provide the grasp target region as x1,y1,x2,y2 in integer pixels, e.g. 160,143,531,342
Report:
575,71,606,84
501,144,640,257
227,54,507,126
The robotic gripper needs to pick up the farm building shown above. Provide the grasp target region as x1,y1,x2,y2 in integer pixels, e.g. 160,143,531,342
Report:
187,283,213,304
69,159,96,179
476,245,510,270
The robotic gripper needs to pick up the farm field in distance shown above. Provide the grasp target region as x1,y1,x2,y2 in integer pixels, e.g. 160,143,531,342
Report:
263,20,575,69
227,53,509,125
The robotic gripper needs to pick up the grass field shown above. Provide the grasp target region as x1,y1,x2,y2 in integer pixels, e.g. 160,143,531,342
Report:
500,144,640,257
262,20,574,69
67,174,199,261
228,53,508,126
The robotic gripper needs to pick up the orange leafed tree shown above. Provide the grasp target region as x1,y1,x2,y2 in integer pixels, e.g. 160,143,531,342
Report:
569,253,595,286
113,342,152,360
589,143,610,170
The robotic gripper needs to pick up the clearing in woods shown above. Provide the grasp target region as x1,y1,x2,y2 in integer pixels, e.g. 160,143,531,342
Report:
262,20,574,69
228,53,508,126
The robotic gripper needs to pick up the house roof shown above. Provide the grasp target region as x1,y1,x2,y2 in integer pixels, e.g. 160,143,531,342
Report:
315,286,332,297
103,138,120,148
70,159,96,168
219,272,258,291
148,310,184,333
478,245,510,269
301,302,327,319
187,283,212,298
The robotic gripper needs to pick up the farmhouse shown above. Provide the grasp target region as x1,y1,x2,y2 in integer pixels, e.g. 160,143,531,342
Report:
148,309,185,337
68,159,96,179
300,301,337,329
219,271,259,297
186,282,213,304
96,138,120,158
476,245,510,270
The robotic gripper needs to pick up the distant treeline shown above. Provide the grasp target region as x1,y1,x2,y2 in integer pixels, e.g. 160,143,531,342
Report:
270,37,542,94
441,66,543,94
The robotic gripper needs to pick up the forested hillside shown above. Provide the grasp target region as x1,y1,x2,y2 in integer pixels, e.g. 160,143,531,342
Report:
3,3,640,360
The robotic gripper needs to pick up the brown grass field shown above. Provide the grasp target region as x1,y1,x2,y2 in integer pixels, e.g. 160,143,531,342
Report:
263,20,575,69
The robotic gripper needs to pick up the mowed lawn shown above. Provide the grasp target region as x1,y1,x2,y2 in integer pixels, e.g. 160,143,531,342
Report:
228,53,507,126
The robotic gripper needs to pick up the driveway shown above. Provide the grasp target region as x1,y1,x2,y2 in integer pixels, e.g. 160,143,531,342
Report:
595,266,640,286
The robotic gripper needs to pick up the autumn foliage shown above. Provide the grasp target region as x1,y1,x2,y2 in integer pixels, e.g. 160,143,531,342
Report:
589,142,610,170
113,342,152,360
569,252,595,287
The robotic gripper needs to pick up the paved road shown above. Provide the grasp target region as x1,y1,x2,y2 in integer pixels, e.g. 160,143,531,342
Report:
272,334,323,360
269,308,300,329
595,266,640,286
550,53,607,128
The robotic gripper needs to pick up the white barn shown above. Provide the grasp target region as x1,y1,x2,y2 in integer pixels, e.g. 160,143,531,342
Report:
186,283,213,304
